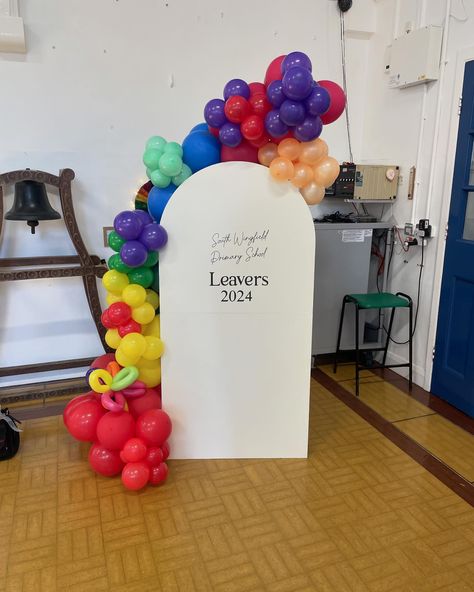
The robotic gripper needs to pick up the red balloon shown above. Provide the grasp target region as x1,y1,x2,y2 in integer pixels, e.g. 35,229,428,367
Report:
249,81,266,96
221,140,258,164
241,115,264,141
121,437,147,462
249,134,272,149
88,442,124,477
145,446,164,467
122,461,150,491
108,302,132,326
119,449,128,463
136,409,172,447
118,319,142,337
161,441,170,461
91,353,116,369
96,411,135,450
149,463,168,486
249,93,271,117
63,391,96,427
264,55,286,87
66,398,106,442
127,386,162,419
208,126,220,138
318,80,346,125
224,96,251,124
101,309,115,329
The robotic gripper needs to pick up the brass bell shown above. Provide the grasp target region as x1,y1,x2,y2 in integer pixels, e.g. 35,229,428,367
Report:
5,180,61,234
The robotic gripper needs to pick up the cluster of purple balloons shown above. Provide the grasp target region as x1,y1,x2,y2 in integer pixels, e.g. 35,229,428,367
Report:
266,51,330,142
114,210,168,268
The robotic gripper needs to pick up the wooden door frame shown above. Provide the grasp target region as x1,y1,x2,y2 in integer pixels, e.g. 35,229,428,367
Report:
425,46,474,391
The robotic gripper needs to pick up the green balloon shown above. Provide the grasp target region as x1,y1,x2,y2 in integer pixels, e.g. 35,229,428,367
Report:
146,136,166,151
143,148,162,170
159,152,183,177
108,230,126,252
164,142,183,158
108,253,132,274
146,167,153,179
150,169,171,188
144,251,159,267
128,266,154,288
172,163,192,186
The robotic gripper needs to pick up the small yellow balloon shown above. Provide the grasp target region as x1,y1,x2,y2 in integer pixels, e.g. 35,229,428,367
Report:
269,157,294,182
115,347,141,368
142,336,165,360
120,332,147,359
143,315,160,337
122,284,147,308
145,289,160,310
277,138,301,161
89,369,113,393
102,270,129,295
257,142,278,167
138,366,161,388
105,328,121,349
132,302,155,325
136,357,160,370
106,292,122,306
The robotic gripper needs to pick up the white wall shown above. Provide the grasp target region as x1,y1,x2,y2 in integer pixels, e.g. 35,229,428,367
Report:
0,0,371,382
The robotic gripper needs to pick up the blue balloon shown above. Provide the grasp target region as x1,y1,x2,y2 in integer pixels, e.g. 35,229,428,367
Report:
147,184,177,223
182,130,221,173
189,122,209,134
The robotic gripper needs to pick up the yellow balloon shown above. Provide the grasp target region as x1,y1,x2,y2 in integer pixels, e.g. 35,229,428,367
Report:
120,332,147,359
105,329,121,349
291,162,314,188
122,284,147,308
143,315,160,337
313,157,340,188
89,369,112,393
132,302,155,325
258,143,278,167
299,138,328,166
115,347,141,368
136,357,160,370
269,157,294,182
145,289,160,310
277,138,301,161
300,181,325,205
102,270,129,295
138,366,161,388
106,292,122,306
142,336,165,360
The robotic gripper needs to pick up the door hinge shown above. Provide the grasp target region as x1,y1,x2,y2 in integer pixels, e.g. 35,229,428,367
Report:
458,96,463,116
444,223,448,241
432,347,436,361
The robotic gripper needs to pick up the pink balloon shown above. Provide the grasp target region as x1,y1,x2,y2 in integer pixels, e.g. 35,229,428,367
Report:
121,437,147,463
90,353,116,369
63,391,96,427
96,411,135,450
221,141,258,164
249,81,266,96
88,443,124,477
317,80,346,125
145,446,164,467
127,387,162,420
122,461,150,491
149,463,169,486
66,398,106,442
136,409,172,447
161,441,170,461
264,55,285,87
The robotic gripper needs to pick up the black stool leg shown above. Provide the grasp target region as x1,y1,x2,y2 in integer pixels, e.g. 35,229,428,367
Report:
382,307,396,367
408,301,413,390
355,304,360,396
333,298,347,374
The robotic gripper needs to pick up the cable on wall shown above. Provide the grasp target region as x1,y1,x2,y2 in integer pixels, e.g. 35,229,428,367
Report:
339,10,354,163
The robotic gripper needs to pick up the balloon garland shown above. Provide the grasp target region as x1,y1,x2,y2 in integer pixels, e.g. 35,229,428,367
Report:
63,51,345,491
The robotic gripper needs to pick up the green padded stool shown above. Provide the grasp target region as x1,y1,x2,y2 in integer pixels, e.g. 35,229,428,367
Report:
333,292,413,396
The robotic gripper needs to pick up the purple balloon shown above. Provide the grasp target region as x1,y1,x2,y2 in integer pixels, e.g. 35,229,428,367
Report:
281,51,312,74
120,240,148,267
305,85,330,116
279,99,306,127
114,210,142,240
282,66,313,101
219,122,242,147
294,115,323,142
264,109,289,138
134,209,152,227
223,79,250,100
266,80,286,108
204,98,227,128
139,223,168,250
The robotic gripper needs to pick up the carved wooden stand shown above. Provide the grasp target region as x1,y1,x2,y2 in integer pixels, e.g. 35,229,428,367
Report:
0,169,109,397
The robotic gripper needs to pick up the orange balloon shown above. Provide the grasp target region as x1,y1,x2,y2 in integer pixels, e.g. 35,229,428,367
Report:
313,156,340,188
300,182,325,205
299,138,329,166
269,157,295,182
277,138,301,161
291,163,314,188
258,143,278,167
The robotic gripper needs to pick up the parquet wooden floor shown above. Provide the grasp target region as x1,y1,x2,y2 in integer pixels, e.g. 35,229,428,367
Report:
2,379,474,591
